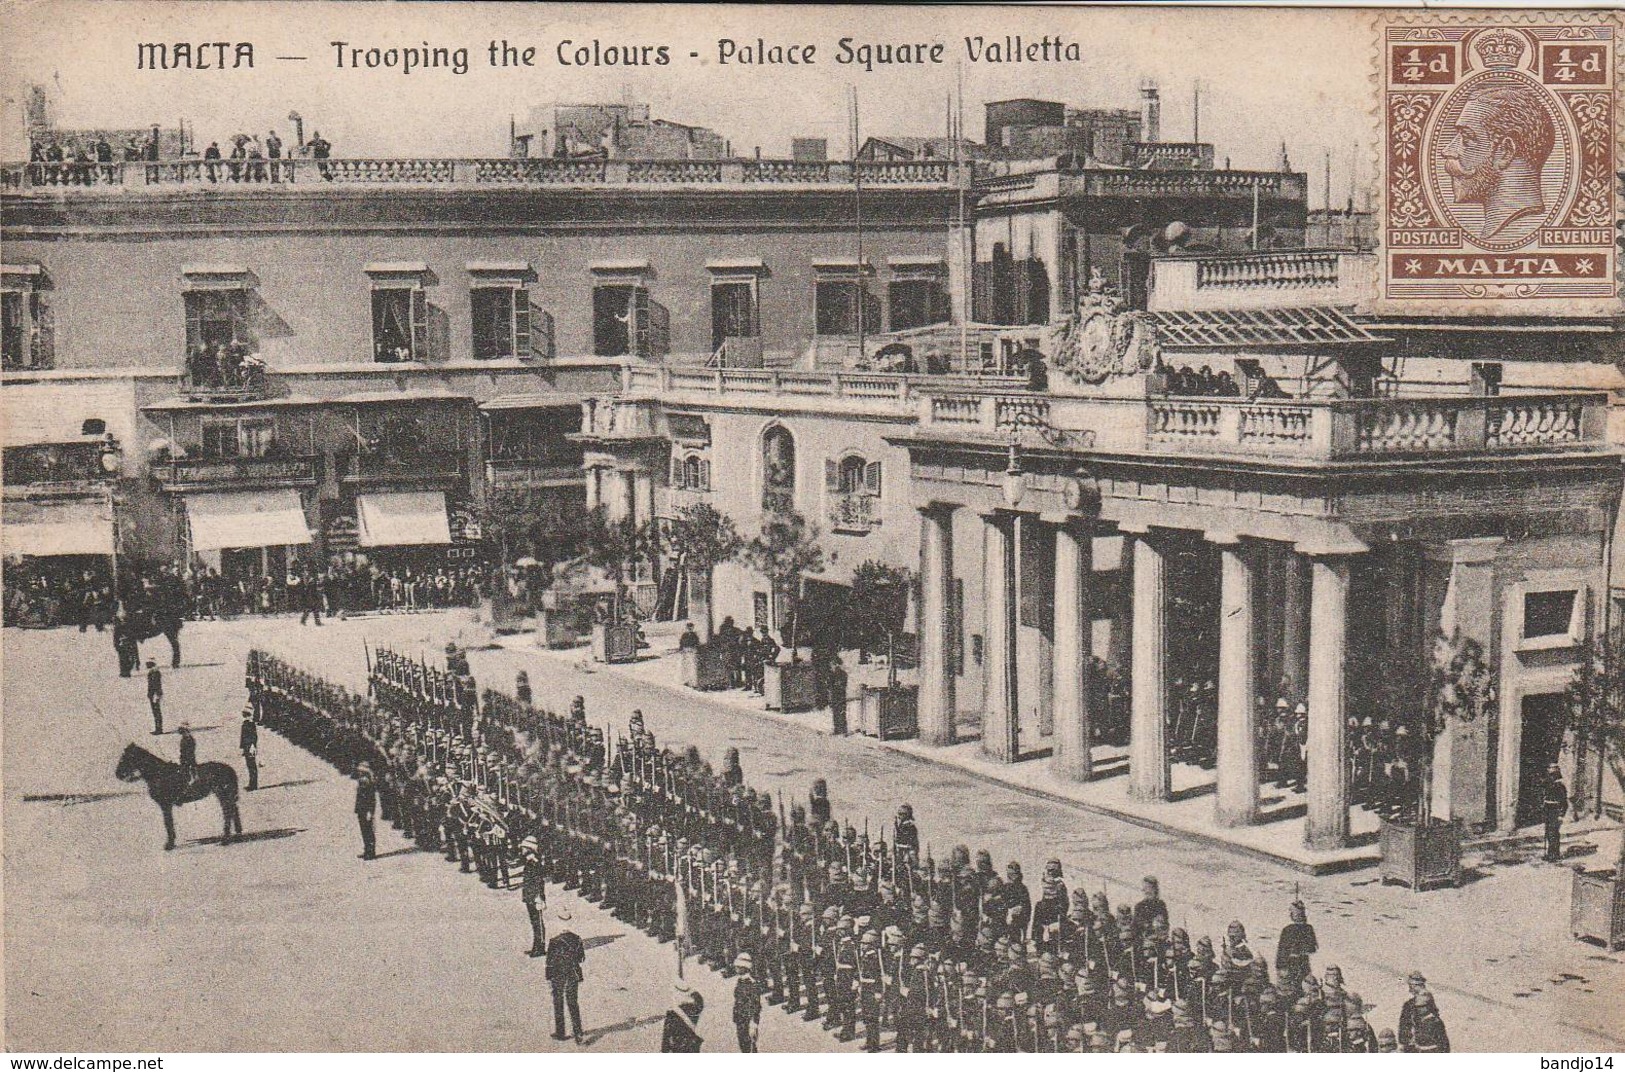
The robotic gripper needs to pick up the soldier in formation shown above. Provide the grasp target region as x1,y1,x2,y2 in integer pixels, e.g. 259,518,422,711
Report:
243,645,1444,1053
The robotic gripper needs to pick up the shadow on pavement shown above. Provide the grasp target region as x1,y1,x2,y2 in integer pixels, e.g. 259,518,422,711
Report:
252,778,321,791
583,933,626,951
22,790,140,805
369,846,421,860
191,827,305,847
581,1013,664,1047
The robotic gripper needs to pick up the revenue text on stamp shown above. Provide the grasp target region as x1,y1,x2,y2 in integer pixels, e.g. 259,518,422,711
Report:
1380,13,1618,311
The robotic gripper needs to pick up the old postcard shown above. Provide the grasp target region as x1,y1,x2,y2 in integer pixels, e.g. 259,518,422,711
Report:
1,0,1621,1059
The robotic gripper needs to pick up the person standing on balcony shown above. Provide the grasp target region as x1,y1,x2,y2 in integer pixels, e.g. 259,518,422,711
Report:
203,140,221,183
142,127,161,182
308,130,332,180
265,130,283,181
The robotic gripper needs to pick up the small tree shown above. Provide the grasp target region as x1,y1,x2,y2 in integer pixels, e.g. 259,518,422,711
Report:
483,488,597,572
1566,625,1625,876
582,508,656,622
849,560,911,665
666,502,743,642
1411,629,1498,824
743,502,825,652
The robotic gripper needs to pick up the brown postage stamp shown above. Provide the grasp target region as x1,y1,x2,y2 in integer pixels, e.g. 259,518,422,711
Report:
1379,11,1619,312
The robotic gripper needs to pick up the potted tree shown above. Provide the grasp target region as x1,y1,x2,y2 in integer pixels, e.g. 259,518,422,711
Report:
1566,625,1625,950
584,509,655,664
1379,629,1496,890
743,502,825,712
667,502,742,690
850,561,920,739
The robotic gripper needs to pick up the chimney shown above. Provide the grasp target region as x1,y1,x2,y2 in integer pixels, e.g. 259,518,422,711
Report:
1139,79,1161,144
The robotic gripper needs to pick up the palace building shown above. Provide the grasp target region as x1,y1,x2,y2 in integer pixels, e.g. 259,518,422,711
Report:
3,100,1619,850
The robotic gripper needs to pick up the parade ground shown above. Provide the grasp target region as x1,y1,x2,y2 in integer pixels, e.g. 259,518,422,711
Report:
5,611,1624,1052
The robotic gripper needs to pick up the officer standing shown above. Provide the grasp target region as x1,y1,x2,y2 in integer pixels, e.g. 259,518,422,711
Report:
1542,763,1569,863
732,952,762,1051
1275,899,1317,992
355,760,378,860
146,660,164,734
520,835,547,957
239,706,259,791
546,909,587,1043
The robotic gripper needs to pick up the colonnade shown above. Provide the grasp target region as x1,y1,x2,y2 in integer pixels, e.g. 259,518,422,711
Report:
916,505,1358,849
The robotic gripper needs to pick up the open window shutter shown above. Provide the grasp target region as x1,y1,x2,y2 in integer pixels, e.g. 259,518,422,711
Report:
530,307,554,360
633,286,651,358
671,453,685,489
825,458,840,493
513,287,530,357
699,459,711,491
410,287,428,359
231,288,251,346
184,291,203,352
649,299,671,357
865,460,882,496
33,294,53,369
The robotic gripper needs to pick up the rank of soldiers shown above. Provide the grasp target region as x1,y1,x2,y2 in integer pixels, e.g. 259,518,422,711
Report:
243,647,1444,1054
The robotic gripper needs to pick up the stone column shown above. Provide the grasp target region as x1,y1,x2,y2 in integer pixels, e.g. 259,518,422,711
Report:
1214,536,1259,826
584,466,602,512
634,469,655,529
1305,555,1352,849
982,512,1018,763
1282,551,1311,702
1052,521,1093,781
917,505,958,747
1129,529,1170,801
622,470,639,527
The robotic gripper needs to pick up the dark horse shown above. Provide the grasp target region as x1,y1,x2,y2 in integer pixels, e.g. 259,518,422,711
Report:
125,599,184,669
115,743,242,850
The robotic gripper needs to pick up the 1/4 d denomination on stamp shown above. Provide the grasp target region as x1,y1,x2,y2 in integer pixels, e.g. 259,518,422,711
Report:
1380,13,1618,311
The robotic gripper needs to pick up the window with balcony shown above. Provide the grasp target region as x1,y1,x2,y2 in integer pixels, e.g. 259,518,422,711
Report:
372,287,423,363
591,263,668,359
706,260,765,357
825,452,881,534
1,266,52,371
181,266,261,393
672,451,711,492
761,424,796,511
366,263,433,363
814,268,881,337
469,261,544,361
200,417,276,459
887,259,949,331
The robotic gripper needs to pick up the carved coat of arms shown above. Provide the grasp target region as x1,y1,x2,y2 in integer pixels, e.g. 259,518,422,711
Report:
1050,273,1160,385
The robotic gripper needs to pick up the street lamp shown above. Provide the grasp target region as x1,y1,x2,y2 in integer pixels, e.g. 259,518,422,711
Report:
1002,441,1027,508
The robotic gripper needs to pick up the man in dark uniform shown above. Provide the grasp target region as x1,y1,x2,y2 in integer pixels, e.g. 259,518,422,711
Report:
520,835,547,957
1275,900,1317,993
355,760,378,860
1542,763,1569,862
546,909,587,1043
239,706,259,790
176,723,198,775
732,952,763,1051
146,660,164,734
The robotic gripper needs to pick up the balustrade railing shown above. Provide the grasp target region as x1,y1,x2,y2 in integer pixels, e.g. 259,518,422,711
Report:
827,491,880,533
1145,393,1603,460
4,156,963,192
155,454,318,489
1195,251,1343,290
345,450,462,482
1487,397,1586,448
618,365,1025,408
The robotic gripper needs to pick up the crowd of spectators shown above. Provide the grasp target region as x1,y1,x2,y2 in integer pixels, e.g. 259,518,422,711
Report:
26,127,333,186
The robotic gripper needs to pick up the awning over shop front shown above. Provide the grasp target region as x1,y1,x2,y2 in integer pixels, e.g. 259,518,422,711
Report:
2,499,114,557
186,489,312,551
356,491,451,547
